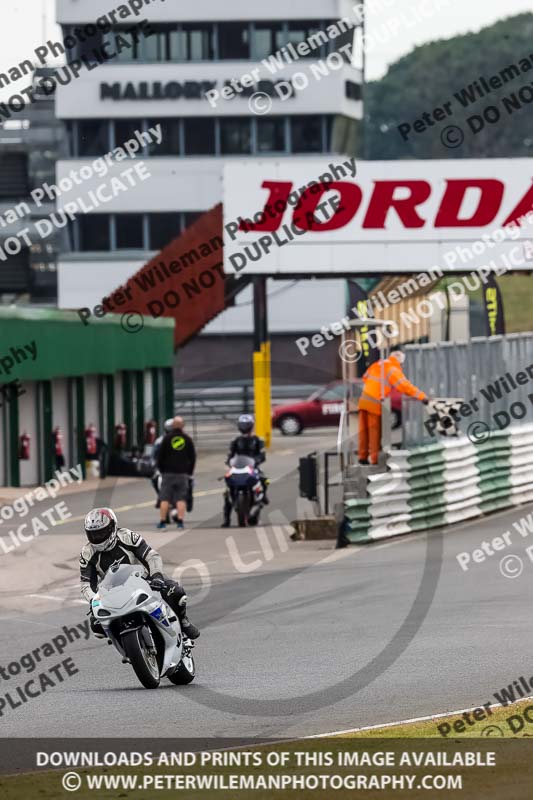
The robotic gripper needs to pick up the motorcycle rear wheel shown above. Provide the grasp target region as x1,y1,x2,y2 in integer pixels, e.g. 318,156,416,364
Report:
167,652,196,685
235,492,250,526
122,628,160,689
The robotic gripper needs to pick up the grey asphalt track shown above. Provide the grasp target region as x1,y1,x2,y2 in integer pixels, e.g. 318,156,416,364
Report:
1,429,533,740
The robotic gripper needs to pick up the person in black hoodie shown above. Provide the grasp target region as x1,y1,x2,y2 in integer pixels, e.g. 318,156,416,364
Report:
156,416,196,530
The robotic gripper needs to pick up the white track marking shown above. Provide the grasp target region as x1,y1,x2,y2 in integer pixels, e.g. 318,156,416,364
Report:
303,697,533,739
50,488,223,527
27,594,65,602
320,548,359,565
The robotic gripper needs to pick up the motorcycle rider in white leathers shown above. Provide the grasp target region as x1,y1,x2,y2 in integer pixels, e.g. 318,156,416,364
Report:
79,507,200,640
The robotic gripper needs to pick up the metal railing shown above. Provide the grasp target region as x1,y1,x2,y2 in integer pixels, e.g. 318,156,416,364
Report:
174,381,319,440
299,448,343,516
403,333,533,446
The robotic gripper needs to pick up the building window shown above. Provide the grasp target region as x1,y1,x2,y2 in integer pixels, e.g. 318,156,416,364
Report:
251,23,285,59
256,117,286,152
184,118,215,155
325,115,334,151
218,23,250,59
0,153,28,197
65,20,351,64
69,27,104,61
69,213,210,252
114,119,143,150
182,23,214,60
332,23,355,61
104,28,142,62
77,121,109,156
149,119,181,155
287,20,328,57
183,211,203,228
70,115,334,159
115,214,144,249
142,26,169,61
290,116,323,152
345,80,362,101
168,27,186,60
79,215,110,251
220,118,251,154
149,213,181,250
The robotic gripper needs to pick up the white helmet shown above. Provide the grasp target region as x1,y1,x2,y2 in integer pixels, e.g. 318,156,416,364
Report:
84,508,118,551
164,418,174,432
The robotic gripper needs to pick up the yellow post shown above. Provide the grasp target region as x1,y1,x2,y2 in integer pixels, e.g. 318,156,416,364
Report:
252,277,272,448
253,343,272,448
262,341,272,448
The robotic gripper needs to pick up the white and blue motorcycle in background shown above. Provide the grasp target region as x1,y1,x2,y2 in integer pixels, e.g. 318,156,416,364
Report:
91,564,196,689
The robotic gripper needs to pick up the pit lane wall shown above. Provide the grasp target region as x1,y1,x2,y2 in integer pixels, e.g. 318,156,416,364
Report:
343,425,533,543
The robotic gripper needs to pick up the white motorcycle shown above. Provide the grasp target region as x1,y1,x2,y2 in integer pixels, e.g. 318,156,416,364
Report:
91,564,196,689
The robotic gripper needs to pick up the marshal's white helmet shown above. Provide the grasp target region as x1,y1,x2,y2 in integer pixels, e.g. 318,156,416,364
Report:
84,508,118,551
164,418,174,432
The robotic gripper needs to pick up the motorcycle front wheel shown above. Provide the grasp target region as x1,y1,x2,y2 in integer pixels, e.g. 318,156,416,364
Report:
122,628,160,689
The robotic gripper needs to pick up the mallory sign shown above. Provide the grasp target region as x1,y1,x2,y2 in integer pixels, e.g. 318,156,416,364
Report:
223,159,533,275
100,79,294,101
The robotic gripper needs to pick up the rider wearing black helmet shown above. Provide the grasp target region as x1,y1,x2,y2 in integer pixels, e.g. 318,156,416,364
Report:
222,415,269,527
80,507,199,640
228,414,266,463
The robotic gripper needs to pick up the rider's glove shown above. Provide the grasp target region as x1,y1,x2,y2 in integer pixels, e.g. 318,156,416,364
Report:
150,572,166,591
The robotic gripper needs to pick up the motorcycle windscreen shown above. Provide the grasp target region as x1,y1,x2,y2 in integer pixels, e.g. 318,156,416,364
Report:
229,455,256,469
100,564,143,590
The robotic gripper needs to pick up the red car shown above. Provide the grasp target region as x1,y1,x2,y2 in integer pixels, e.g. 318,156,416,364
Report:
272,380,402,435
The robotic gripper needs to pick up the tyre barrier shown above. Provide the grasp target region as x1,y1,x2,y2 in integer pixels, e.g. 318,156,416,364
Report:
343,424,533,544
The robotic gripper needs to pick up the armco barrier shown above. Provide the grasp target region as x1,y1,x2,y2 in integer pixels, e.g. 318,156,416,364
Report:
343,424,533,543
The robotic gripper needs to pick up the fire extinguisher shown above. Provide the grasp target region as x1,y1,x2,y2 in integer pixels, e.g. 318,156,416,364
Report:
145,419,157,445
53,425,65,469
53,426,64,457
85,424,98,457
114,423,127,450
19,431,30,460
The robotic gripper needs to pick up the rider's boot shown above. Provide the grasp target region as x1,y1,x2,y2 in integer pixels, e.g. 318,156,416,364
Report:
90,615,106,639
166,583,200,640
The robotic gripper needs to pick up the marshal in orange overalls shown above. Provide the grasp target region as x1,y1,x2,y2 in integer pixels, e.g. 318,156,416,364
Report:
358,354,427,465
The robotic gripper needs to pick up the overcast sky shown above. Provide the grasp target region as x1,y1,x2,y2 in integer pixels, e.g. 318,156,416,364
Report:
0,0,532,104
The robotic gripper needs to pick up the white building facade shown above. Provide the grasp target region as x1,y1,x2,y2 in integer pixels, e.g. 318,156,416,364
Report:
55,0,363,339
